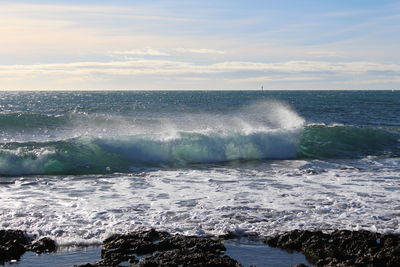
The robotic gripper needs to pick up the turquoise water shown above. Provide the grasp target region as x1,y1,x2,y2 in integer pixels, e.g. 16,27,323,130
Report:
0,91,399,175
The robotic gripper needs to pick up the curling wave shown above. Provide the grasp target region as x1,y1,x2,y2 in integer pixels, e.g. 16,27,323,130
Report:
0,129,301,175
0,125,398,176
0,98,399,176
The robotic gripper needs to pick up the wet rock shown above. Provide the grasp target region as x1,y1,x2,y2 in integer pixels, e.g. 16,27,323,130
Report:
29,237,57,253
0,229,58,264
77,229,241,267
265,229,400,267
0,230,31,263
218,231,237,240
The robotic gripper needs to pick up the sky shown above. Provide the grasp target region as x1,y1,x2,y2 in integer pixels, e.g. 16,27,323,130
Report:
0,0,399,90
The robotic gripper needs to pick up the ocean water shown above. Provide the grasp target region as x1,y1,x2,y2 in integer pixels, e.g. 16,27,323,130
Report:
0,90,399,246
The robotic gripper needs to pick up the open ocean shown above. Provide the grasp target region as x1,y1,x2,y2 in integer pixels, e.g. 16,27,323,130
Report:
0,90,399,246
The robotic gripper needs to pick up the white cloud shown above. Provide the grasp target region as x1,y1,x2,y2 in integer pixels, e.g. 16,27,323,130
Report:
208,61,400,74
306,51,340,58
175,48,227,55
0,3,187,22
334,78,400,85
111,49,170,56
0,3,197,56
0,59,399,84
231,76,325,83
1,59,399,75
109,47,228,57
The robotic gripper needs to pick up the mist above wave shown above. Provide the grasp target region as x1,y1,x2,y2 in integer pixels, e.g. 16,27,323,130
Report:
0,101,304,175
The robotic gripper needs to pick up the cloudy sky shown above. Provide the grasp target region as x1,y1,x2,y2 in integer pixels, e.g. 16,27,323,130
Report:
0,0,399,90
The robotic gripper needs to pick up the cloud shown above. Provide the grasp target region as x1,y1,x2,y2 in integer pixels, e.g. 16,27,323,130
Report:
0,3,197,56
0,59,399,85
1,59,399,76
109,47,228,57
231,75,325,83
0,57,399,90
111,49,170,56
0,3,188,22
306,51,340,58
334,78,400,85
208,61,400,74
175,48,227,55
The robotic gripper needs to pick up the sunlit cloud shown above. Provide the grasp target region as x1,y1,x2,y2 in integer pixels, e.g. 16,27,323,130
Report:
109,47,228,57
175,48,227,55
208,61,400,73
0,59,399,89
306,51,340,58
334,78,400,85
111,49,170,56
231,76,325,83
2,59,399,77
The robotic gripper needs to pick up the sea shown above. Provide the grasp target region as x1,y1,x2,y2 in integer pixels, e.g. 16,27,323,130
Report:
0,90,399,247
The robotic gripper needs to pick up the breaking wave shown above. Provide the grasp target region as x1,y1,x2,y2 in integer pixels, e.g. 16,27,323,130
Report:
0,101,398,176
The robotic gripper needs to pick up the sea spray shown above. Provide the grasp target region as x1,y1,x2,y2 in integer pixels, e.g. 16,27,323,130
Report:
0,101,305,175
1,100,399,176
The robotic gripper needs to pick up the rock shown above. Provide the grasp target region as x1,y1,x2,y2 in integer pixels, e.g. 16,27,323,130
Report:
29,237,57,253
77,229,241,267
0,229,59,264
266,229,400,267
0,230,31,263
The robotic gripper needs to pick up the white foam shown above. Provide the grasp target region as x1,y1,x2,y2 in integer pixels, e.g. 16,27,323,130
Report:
1,157,399,245
0,148,55,175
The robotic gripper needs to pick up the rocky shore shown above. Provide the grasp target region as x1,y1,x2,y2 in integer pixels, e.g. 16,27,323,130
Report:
266,229,400,266
76,229,241,267
0,229,57,263
1,228,399,266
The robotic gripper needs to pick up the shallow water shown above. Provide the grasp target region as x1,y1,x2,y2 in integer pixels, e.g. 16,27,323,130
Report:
224,239,309,267
4,247,101,267
5,240,309,267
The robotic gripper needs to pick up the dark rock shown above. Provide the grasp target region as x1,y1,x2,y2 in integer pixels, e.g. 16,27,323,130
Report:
0,229,31,263
78,229,241,267
0,229,59,264
29,237,57,253
218,231,237,240
266,229,400,267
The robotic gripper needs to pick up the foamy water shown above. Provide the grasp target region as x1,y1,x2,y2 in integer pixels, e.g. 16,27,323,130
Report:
1,157,399,245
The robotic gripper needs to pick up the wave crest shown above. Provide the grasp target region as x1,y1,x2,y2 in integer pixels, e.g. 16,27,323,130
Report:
3,101,398,176
0,129,301,176
0,101,304,175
